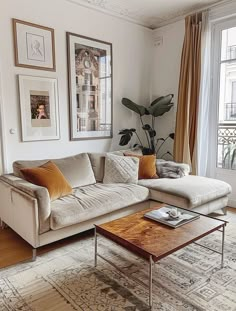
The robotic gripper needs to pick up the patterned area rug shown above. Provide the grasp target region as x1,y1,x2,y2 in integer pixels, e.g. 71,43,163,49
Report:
1,224,236,311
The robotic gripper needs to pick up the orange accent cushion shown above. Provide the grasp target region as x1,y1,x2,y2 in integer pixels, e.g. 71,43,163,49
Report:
124,154,158,179
20,161,73,201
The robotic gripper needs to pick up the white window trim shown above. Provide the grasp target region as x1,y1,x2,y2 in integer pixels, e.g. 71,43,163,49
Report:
209,17,236,177
0,71,8,174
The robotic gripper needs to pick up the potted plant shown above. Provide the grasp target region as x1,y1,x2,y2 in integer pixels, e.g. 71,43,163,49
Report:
119,94,174,157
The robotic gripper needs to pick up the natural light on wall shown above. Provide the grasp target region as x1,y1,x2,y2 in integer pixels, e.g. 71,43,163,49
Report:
218,26,236,170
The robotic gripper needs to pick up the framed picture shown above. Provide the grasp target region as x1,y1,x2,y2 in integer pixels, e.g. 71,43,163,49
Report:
13,19,56,71
67,32,112,140
18,75,60,141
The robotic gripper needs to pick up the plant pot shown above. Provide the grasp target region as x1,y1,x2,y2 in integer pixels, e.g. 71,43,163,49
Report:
142,148,155,155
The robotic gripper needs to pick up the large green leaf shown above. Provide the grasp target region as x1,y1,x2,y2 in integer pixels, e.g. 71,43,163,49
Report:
118,128,135,146
156,138,165,142
223,146,230,166
122,98,147,116
119,134,132,146
149,102,174,117
150,96,164,106
147,94,174,117
119,128,136,135
231,148,236,168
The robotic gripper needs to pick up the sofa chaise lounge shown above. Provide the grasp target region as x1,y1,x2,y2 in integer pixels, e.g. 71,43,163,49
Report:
0,151,231,257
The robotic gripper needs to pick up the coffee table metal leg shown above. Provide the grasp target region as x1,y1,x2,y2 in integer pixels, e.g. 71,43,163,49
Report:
94,227,97,267
221,224,225,268
149,255,153,309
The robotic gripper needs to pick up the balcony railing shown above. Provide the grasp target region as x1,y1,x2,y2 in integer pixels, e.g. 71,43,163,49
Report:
218,124,236,169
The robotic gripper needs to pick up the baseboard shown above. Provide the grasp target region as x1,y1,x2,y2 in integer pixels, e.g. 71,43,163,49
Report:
228,199,236,208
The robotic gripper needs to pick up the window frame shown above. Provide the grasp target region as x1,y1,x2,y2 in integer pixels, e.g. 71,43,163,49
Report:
209,17,236,176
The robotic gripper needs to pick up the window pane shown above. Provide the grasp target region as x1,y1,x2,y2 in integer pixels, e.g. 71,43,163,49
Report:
221,26,236,61
218,63,236,123
232,81,236,102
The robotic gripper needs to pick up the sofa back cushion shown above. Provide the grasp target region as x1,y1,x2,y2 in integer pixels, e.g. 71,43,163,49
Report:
54,153,96,188
13,153,96,188
88,153,106,182
14,160,48,178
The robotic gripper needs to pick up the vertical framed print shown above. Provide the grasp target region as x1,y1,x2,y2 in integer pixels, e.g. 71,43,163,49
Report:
67,32,113,140
18,75,60,141
13,19,56,71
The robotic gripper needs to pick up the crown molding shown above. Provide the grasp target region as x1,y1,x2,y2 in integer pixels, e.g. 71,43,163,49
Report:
210,0,236,21
66,0,153,30
152,0,232,29
66,0,230,30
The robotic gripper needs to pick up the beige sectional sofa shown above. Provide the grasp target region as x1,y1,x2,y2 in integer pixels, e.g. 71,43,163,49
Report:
0,151,231,254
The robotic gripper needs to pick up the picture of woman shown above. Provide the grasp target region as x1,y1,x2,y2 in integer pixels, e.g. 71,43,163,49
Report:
30,90,51,127
34,103,49,119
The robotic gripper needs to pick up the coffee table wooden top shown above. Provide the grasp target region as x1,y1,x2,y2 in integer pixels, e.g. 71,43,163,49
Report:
95,204,226,262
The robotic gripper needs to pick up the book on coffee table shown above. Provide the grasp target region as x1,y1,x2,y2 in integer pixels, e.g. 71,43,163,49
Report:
144,206,200,228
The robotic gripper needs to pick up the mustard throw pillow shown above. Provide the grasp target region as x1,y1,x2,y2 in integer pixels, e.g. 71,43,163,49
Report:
125,154,158,179
20,161,73,201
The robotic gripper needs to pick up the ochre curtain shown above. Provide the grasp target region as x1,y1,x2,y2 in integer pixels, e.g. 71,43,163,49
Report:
173,13,202,174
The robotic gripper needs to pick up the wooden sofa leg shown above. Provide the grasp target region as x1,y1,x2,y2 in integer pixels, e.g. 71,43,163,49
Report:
222,207,227,215
32,248,37,261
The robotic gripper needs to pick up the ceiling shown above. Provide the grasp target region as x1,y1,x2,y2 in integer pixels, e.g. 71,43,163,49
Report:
68,0,224,29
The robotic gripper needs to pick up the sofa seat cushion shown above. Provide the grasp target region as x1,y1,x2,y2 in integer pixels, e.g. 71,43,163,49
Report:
138,175,231,209
50,183,149,230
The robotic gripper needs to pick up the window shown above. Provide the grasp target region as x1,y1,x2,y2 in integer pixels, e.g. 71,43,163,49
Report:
216,25,236,169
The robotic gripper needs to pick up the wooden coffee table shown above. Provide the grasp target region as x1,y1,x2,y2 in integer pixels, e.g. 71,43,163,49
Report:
94,204,226,309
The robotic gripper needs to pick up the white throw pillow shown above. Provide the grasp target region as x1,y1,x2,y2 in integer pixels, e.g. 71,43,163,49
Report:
103,154,139,184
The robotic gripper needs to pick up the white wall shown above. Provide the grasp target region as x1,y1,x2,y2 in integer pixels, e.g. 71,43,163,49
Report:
152,20,185,158
0,0,152,172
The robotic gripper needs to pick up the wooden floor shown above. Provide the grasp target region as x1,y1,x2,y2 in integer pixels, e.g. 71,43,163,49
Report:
0,227,93,269
0,207,235,269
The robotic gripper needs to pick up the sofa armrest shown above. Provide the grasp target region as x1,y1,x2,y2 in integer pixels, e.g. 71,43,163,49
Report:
0,174,50,234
